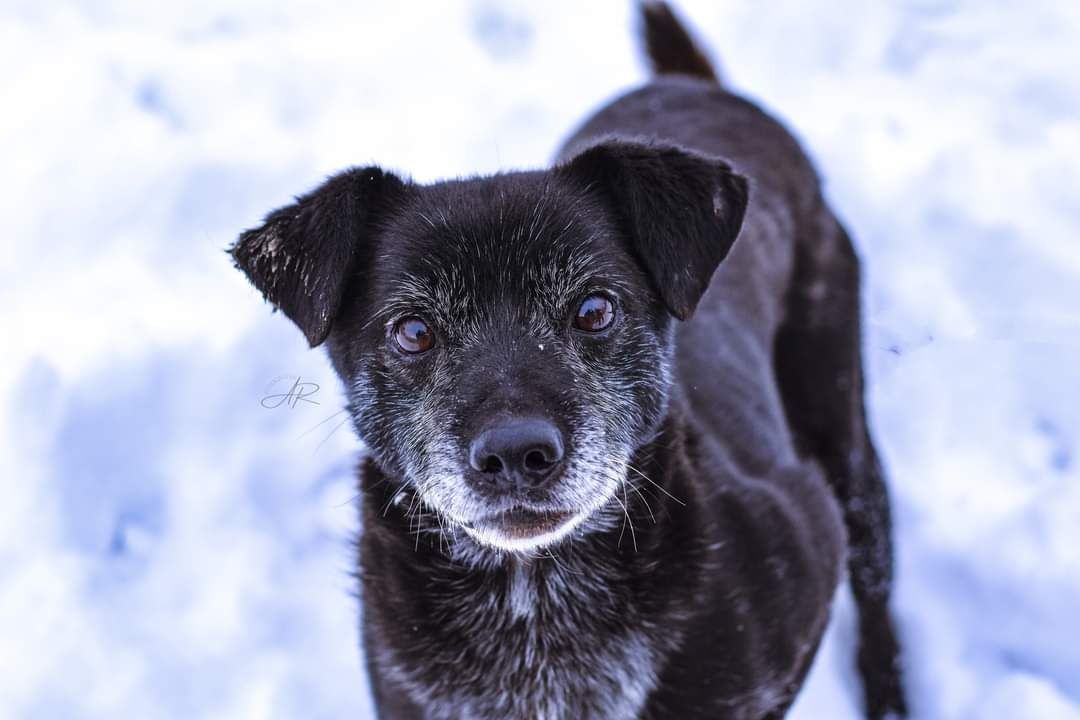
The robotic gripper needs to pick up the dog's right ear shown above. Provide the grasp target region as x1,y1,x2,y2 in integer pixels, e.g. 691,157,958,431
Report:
557,139,748,321
229,167,408,347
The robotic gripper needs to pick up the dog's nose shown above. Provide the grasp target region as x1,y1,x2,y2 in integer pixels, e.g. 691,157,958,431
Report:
469,417,565,490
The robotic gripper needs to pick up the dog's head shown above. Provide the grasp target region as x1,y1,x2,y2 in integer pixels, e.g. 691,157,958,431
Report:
231,140,747,552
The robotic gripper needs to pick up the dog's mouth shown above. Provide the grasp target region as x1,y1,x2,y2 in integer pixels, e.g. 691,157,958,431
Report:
460,507,583,552
464,507,575,542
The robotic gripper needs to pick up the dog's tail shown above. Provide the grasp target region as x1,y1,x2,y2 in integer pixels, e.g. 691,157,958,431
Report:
639,2,721,84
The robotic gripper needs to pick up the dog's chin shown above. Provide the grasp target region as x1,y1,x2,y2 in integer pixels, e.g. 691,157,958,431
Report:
461,507,589,553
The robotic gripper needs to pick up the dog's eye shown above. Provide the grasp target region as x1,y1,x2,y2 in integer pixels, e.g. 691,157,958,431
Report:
393,317,435,354
573,294,615,332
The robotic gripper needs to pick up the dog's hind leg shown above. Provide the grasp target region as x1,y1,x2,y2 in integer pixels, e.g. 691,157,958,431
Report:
772,210,907,719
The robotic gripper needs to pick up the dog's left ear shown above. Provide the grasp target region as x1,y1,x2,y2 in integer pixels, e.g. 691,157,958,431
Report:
230,166,408,347
558,140,748,320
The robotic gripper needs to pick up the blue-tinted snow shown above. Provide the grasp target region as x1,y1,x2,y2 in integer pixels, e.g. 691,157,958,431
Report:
2,1,1077,718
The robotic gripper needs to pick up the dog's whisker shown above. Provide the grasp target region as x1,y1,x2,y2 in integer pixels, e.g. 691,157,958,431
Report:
627,463,686,506
622,479,639,552
629,484,656,524
612,484,637,552
296,408,348,441
312,414,351,456
596,467,651,519
414,505,424,552
403,486,423,527
546,547,585,576
617,495,629,548
381,483,407,517
334,492,363,509
436,510,450,554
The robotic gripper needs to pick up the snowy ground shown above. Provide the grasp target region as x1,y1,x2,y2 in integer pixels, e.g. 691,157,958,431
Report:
2,1,1078,718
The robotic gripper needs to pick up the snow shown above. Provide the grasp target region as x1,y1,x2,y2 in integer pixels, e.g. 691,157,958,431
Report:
2,1,1078,717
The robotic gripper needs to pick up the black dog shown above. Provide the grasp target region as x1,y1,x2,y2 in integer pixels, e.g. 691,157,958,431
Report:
230,4,906,718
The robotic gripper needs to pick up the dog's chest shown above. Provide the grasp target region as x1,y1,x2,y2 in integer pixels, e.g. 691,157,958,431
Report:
383,559,663,720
